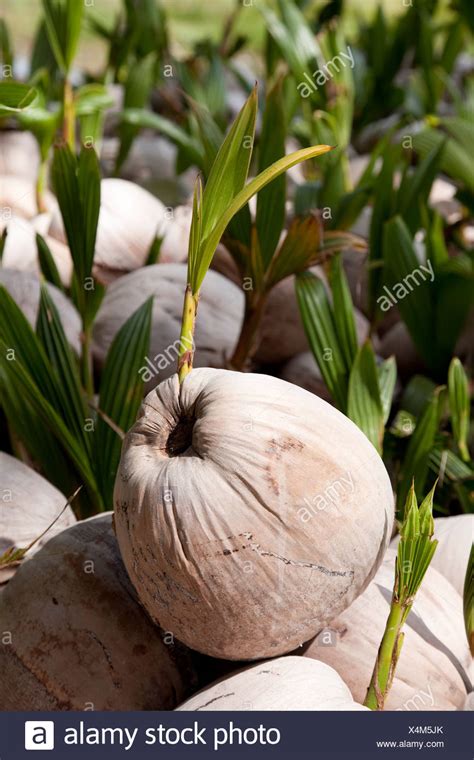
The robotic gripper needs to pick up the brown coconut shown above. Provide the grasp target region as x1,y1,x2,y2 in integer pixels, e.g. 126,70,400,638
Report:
0,513,198,710
92,264,244,391
177,656,368,711
279,311,377,400
0,268,81,354
0,453,76,583
114,367,394,661
304,549,472,710
255,270,375,366
1,216,72,286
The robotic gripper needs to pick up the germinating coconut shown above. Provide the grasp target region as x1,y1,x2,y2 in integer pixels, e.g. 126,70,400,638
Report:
304,549,472,710
0,514,197,710
0,453,76,583
114,367,394,660
177,656,368,710
93,264,244,391
0,268,81,353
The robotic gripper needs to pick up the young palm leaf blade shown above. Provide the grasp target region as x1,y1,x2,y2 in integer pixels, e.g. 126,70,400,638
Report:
94,298,153,506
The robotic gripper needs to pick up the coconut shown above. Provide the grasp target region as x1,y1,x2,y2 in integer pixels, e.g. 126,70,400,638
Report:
92,264,244,391
177,656,368,711
279,311,378,400
114,367,394,661
464,692,474,710
379,322,425,380
254,272,374,366
0,453,76,583
48,178,170,281
304,549,472,710
280,352,333,402
0,268,81,354
0,513,198,710
0,175,54,219
392,515,473,598
0,131,40,180
1,216,73,286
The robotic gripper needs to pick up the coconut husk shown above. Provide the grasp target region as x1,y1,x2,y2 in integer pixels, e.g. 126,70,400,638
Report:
115,367,394,661
177,656,368,711
0,453,76,584
0,175,54,219
0,131,40,181
92,264,244,391
0,513,198,710
1,215,72,286
0,268,81,353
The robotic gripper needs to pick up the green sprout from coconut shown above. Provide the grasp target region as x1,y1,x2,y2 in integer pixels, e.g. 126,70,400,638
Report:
364,481,438,710
176,85,332,383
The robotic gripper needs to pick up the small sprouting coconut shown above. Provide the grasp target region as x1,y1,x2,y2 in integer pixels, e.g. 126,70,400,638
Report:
0,268,81,353
392,514,473,598
0,131,40,181
0,514,198,710
303,549,472,710
1,216,72,286
177,656,368,710
0,175,54,219
93,264,244,391
114,367,394,661
0,453,76,583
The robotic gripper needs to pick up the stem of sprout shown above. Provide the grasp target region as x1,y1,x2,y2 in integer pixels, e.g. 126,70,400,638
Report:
177,285,199,384
63,76,75,150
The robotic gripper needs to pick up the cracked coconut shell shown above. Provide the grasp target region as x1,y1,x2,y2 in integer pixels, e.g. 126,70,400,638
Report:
114,367,394,661
176,656,368,710
304,549,472,710
93,264,244,391
0,513,198,710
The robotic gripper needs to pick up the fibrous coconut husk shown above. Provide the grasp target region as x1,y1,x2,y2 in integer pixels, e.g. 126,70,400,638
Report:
115,367,394,661
0,514,198,710
92,264,244,391
0,268,81,353
177,656,368,711
0,452,76,583
1,215,72,286
0,131,40,181
0,175,54,219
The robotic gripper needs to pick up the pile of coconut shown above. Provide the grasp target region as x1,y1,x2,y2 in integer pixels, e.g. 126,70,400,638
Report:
1,379,472,711
1,130,472,713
